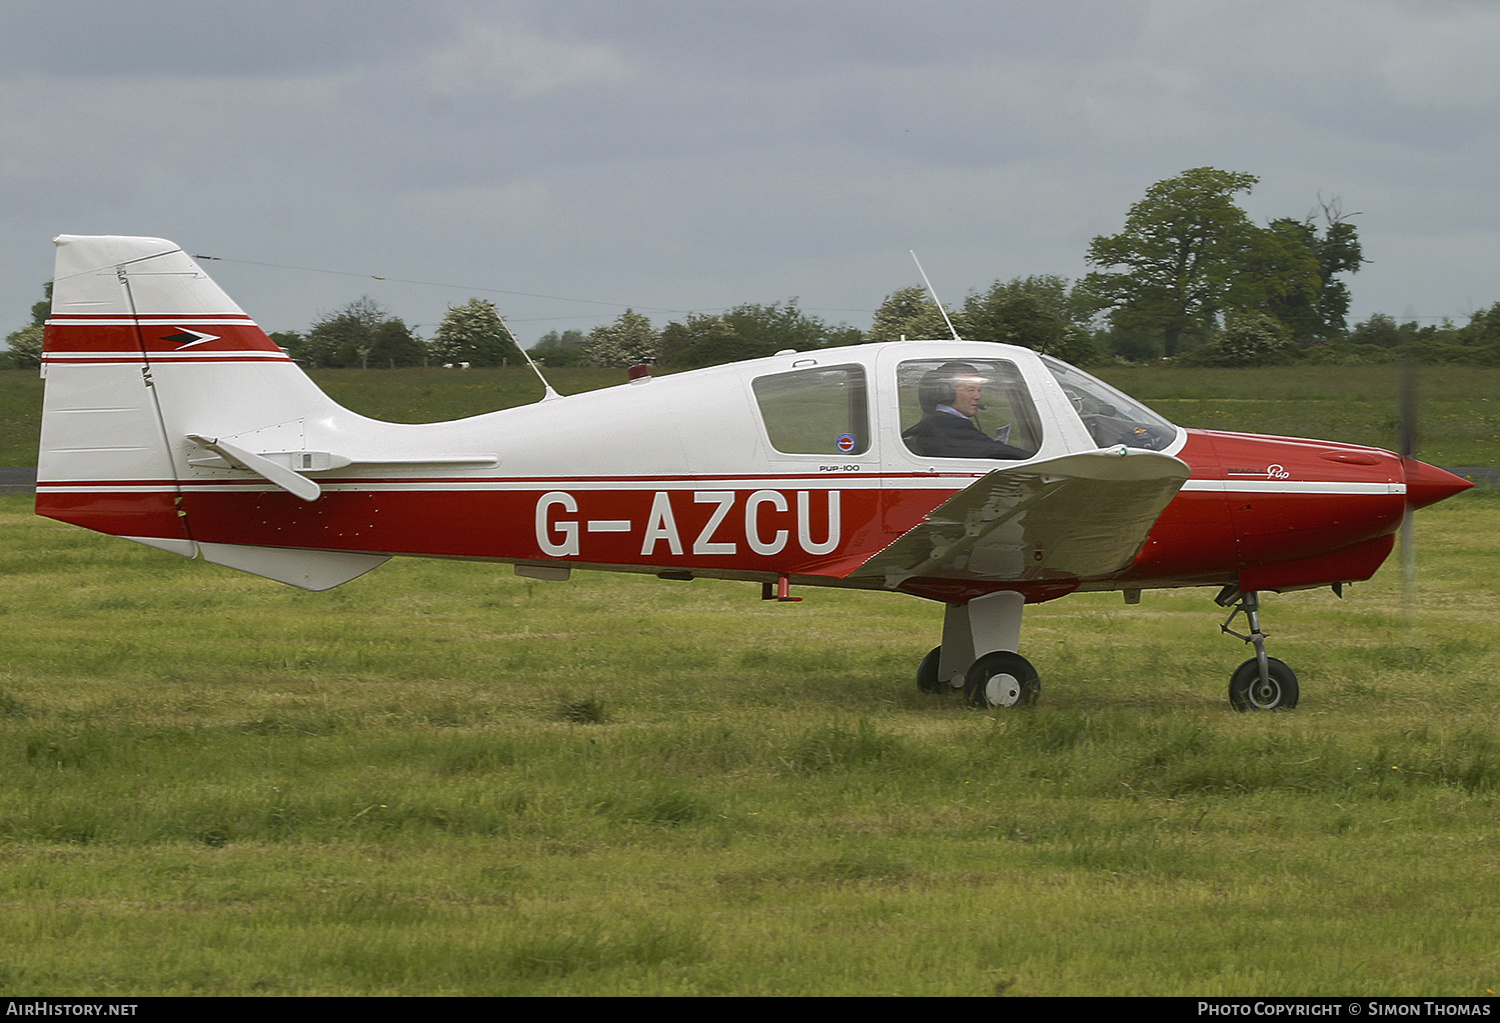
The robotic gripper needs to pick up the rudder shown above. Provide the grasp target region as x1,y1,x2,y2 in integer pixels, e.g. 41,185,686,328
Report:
36,235,334,558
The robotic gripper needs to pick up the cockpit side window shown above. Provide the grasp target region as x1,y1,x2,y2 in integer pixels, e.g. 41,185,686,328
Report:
752,365,869,455
1040,356,1178,451
897,359,1042,460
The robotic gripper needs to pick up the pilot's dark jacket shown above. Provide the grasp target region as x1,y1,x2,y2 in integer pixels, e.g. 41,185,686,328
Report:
902,410,1033,460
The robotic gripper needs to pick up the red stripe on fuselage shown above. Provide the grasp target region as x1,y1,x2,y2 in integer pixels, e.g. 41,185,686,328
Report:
35,489,188,542
170,485,879,577
38,425,1414,595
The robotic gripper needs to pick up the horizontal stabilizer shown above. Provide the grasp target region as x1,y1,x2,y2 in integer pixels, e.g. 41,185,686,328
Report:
338,454,499,468
188,449,500,472
849,449,1191,588
188,434,321,502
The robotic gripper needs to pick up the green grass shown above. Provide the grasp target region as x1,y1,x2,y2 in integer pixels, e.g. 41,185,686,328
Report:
1,489,1498,995
0,369,44,465
310,366,626,424
4,364,1499,466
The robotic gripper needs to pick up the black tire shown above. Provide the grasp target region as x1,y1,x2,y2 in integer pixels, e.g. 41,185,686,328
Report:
1228,657,1299,711
963,652,1040,709
917,646,945,693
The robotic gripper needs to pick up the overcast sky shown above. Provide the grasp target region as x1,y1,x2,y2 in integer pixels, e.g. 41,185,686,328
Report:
4,0,1498,346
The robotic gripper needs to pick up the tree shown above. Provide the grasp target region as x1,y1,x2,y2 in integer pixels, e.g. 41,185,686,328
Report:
1226,217,1322,337
657,312,741,368
1462,302,1500,350
528,329,587,367
268,331,303,356
430,298,519,367
1085,168,1262,357
865,286,954,343
5,282,51,369
579,309,658,367
660,300,860,369
1348,312,1414,349
303,295,383,367
1258,199,1363,338
1311,210,1363,335
4,325,43,369
298,296,424,369
959,275,1102,364
724,300,855,358
1087,170,1367,356
1434,303,1500,365
1302,305,1500,367
368,319,428,368
31,282,51,329
1179,312,1295,367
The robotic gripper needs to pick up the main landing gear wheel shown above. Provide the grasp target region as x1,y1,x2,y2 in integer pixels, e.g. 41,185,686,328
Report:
917,646,945,693
963,652,1040,709
1228,657,1299,711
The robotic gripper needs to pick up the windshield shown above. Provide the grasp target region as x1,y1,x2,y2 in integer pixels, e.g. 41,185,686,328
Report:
1041,356,1178,451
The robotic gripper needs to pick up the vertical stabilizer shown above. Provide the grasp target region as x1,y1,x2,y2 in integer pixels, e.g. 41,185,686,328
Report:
36,235,339,564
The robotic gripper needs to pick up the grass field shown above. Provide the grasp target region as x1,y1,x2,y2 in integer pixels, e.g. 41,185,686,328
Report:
3,361,1497,995
2,485,1497,996
3,363,1499,466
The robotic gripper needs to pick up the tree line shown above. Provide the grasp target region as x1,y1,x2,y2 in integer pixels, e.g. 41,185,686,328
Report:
7,168,1500,370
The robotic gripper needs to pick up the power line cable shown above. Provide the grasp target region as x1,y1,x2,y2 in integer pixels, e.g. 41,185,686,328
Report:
191,253,699,317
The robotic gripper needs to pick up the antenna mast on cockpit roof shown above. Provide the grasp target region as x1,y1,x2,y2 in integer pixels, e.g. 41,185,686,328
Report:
910,250,962,342
497,311,562,401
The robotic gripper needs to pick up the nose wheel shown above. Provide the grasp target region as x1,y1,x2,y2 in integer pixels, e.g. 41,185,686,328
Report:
1218,589,1299,711
1229,656,1298,711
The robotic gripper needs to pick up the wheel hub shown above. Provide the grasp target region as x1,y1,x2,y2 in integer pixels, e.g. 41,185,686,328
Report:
986,672,1023,707
1250,679,1280,707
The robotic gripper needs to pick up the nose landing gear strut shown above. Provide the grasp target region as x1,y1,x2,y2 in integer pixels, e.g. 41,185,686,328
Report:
1217,588,1299,711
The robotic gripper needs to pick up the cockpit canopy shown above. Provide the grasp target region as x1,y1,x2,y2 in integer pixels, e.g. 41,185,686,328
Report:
747,344,1178,465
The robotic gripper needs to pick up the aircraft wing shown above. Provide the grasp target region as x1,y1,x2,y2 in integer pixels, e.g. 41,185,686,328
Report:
849,449,1191,588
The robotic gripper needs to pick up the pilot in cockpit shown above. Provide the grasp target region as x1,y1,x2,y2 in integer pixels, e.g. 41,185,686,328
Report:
901,362,1035,460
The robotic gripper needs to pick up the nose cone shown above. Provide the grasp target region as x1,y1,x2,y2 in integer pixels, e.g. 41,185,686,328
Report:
1402,457,1474,510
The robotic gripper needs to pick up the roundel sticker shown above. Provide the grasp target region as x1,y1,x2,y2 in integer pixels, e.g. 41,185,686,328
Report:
836,434,856,454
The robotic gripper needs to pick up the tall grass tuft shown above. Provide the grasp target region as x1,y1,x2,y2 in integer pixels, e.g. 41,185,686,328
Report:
786,718,906,773
504,921,706,980
0,690,28,720
606,787,714,827
556,695,609,724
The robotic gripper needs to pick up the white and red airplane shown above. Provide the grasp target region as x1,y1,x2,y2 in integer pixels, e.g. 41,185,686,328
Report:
34,236,1472,711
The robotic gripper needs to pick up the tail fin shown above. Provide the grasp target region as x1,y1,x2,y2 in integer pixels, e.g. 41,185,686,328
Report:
37,235,386,589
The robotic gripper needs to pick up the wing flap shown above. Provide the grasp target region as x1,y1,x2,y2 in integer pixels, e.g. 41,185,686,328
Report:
850,450,1190,588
